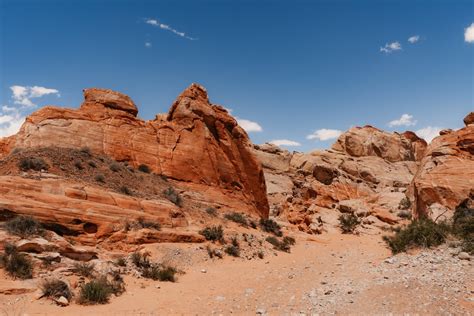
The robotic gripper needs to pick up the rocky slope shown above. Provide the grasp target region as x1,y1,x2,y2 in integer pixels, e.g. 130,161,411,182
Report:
253,126,428,234
0,84,269,247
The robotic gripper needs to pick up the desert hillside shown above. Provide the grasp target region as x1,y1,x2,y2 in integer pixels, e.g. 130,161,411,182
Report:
0,86,472,315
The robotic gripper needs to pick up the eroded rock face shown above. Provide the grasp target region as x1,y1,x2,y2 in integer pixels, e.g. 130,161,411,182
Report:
254,126,426,234
410,120,474,220
332,126,427,162
0,84,269,219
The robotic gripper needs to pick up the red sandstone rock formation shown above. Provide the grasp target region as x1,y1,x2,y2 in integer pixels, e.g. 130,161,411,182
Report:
410,112,474,220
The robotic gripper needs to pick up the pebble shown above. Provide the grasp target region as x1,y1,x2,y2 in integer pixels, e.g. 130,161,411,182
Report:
458,252,471,260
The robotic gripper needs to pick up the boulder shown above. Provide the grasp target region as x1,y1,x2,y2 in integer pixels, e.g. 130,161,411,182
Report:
464,112,474,126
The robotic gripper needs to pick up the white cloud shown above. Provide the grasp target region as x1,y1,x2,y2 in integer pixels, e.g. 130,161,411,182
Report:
10,85,59,107
145,42,152,48
237,119,262,132
415,126,443,143
306,128,342,141
145,18,197,40
408,35,420,43
388,113,417,127
380,41,402,53
269,139,301,147
0,107,25,138
465,23,474,43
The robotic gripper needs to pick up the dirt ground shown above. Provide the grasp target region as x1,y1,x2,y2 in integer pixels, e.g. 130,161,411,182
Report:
1,232,472,315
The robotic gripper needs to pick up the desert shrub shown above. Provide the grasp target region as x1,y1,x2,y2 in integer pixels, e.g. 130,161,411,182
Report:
163,187,183,207
225,245,240,257
136,217,161,230
224,212,248,227
399,197,411,210
95,174,105,183
199,226,224,242
205,207,218,217
265,236,291,253
383,218,450,254
78,277,112,305
119,186,132,196
115,257,127,267
338,214,361,234
18,157,49,171
206,246,223,259
74,160,84,170
5,215,43,238
249,220,257,229
72,262,95,278
138,164,151,173
108,271,126,295
452,203,474,254
144,265,177,282
41,279,72,300
283,236,296,246
131,252,151,269
260,218,282,236
0,244,33,279
109,162,121,172
88,160,97,168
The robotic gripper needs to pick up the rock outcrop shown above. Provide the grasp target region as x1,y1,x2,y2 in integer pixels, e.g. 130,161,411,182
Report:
0,84,269,220
254,126,427,234
410,112,474,220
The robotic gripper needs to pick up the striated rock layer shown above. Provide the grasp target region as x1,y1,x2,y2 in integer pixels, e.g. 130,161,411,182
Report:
410,112,474,220
0,85,269,220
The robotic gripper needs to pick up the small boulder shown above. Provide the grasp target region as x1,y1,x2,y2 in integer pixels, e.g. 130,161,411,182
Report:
464,112,474,126
55,296,69,306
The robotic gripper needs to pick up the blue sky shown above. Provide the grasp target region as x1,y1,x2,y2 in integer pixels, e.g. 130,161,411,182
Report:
1,0,473,151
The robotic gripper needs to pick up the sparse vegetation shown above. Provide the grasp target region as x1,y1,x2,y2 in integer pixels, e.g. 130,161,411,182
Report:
224,212,248,227
143,265,177,282
18,157,49,171
452,202,473,254
138,164,151,173
41,279,72,300
205,207,218,217
265,236,292,253
225,236,240,257
206,245,223,259
399,197,412,210
78,277,112,305
95,174,105,183
88,160,97,168
109,162,121,172
5,215,43,238
283,236,296,246
124,218,161,231
74,160,84,170
119,186,132,196
383,218,450,254
115,257,127,267
163,187,183,207
338,213,361,234
0,243,33,279
72,262,95,278
260,218,283,236
80,147,91,156
199,225,224,242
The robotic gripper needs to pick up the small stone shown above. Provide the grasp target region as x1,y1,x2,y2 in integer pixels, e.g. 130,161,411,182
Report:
256,308,266,314
458,252,471,260
201,269,207,273
55,296,69,306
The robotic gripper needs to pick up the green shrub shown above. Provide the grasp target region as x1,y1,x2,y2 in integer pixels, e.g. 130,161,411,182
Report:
265,236,292,253
199,226,224,242
452,202,474,254
163,187,183,207
0,244,33,279
383,218,450,254
5,215,43,238
41,279,72,300
283,236,296,246
115,257,127,267
399,197,411,210
338,213,361,234
78,277,112,305
18,157,49,171
131,252,151,269
95,174,105,183
72,262,95,278
138,164,151,173
136,217,161,230
205,207,218,217
260,218,282,236
225,245,240,257
224,212,248,227
119,186,132,196
109,162,121,172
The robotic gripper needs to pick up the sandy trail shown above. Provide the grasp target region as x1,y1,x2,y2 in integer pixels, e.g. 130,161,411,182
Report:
1,233,472,315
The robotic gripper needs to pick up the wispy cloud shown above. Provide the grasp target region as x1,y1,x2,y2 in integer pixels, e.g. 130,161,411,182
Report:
307,129,342,141
269,139,301,147
0,106,25,138
145,42,152,48
237,118,263,132
10,85,59,107
145,18,197,40
408,35,420,43
415,126,443,143
465,22,474,43
388,113,417,127
380,41,402,53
